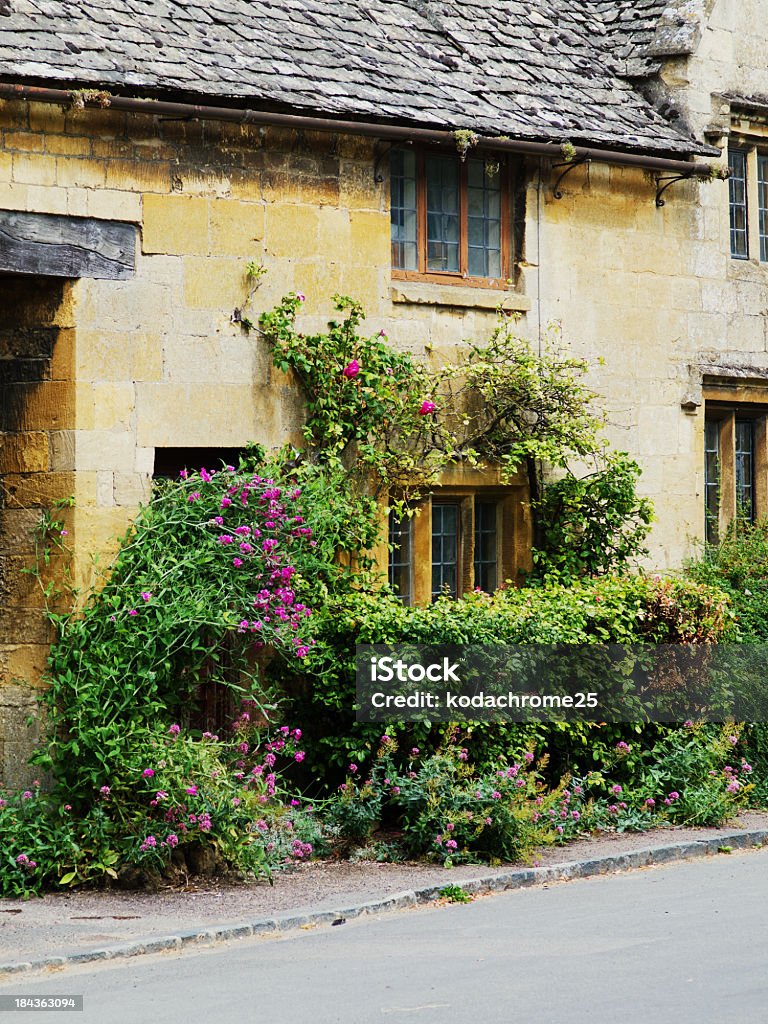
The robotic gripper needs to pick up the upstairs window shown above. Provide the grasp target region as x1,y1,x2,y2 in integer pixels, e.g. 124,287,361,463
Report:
728,145,768,262
390,148,511,286
729,148,748,259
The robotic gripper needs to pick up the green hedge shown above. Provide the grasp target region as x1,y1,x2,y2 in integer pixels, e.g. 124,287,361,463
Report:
282,574,736,782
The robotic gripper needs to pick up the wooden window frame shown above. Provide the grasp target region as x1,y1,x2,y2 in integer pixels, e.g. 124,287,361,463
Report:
390,490,524,605
391,147,514,290
704,398,768,541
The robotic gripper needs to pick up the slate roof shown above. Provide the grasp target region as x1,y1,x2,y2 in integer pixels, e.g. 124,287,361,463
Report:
0,0,714,157
588,0,669,76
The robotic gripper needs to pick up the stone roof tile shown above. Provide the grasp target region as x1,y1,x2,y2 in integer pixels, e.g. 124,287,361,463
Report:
0,0,714,156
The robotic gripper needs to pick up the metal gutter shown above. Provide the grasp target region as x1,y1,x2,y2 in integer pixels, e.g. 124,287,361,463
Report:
0,81,717,176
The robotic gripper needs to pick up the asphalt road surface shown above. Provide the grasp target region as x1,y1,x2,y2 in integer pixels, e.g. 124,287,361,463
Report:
2,848,766,1024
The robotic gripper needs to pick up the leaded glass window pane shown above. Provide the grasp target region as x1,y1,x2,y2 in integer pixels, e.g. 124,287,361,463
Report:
735,419,755,522
758,154,768,263
729,149,749,259
390,149,418,270
432,504,459,599
467,157,502,278
426,155,460,272
388,512,412,603
704,420,720,545
474,499,498,592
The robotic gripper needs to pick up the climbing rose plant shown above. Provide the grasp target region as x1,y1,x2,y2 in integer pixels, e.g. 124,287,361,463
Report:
259,292,447,502
256,289,653,567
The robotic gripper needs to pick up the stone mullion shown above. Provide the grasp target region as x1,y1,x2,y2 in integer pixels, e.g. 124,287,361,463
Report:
718,412,736,534
754,416,768,522
747,148,761,262
411,498,433,606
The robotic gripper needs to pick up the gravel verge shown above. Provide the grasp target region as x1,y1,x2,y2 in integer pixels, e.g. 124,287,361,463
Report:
1,810,766,980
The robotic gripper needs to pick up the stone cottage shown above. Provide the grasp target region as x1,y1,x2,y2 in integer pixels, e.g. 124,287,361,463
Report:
0,0,766,782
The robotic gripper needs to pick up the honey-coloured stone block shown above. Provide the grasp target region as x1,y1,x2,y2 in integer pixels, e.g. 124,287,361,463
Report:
182,256,244,310
142,193,209,255
11,153,56,187
0,432,49,473
209,199,265,256
55,157,107,189
5,131,44,153
264,204,320,259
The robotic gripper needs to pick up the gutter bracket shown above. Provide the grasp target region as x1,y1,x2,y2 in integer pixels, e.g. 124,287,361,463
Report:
655,173,692,207
551,156,590,198
373,142,393,184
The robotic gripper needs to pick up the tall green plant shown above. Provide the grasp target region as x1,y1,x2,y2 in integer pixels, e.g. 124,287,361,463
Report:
531,453,654,581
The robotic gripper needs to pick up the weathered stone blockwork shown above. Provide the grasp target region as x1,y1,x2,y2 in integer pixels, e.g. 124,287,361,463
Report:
0,102,524,783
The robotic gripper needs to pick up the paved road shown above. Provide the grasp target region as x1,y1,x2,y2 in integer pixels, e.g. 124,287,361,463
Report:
1,848,766,1024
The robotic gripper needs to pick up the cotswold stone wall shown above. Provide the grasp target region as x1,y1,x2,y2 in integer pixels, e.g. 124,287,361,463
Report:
0,275,75,786
0,99,530,784
524,158,733,570
0,62,753,781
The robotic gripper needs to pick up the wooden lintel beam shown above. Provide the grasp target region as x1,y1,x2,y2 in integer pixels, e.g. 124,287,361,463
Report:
0,211,136,280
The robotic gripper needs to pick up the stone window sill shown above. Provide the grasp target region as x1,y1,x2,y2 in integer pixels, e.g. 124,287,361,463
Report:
390,281,531,312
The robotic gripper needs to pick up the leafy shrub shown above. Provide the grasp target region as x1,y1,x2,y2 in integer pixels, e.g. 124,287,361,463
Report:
289,573,736,778
687,517,768,641
584,723,754,827
325,774,383,844
0,716,321,897
323,727,756,867
743,724,768,805
326,738,558,865
35,456,335,801
532,453,654,581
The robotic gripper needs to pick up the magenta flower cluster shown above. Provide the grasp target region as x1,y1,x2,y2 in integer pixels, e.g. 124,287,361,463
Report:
207,473,316,659
120,467,318,659
136,715,313,869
